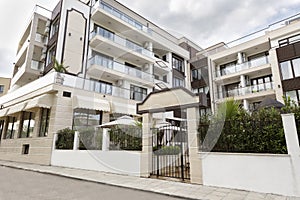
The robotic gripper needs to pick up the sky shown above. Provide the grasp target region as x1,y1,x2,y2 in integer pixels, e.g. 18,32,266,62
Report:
0,0,300,78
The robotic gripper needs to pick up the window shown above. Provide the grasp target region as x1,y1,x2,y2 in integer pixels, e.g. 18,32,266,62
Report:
251,75,273,92
0,85,4,94
50,18,59,38
193,86,209,95
73,109,102,131
39,108,50,137
19,112,35,138
285,90,300,106
280,61,293,80
279,34,300,47
46,46,56,66
130,85,147,101
280,58,300,80
172,55,184,72
4,117,17,139
0,120,4,140
219,61,237,76
92,80,112,95
224,83,240,97
173,77,185,87
192,69,202,81
22,144,30,155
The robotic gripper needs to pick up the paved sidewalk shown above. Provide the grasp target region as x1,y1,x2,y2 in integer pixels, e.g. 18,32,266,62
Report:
0,160,298,200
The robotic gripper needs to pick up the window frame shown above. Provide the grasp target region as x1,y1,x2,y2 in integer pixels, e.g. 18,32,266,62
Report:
4,116,17,139
130,85,147,101
39,108,51,137
19,111,35,138
280,57,300,80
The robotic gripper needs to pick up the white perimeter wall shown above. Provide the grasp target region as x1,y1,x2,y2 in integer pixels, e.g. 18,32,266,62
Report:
51,150,141,176
201,152,300,197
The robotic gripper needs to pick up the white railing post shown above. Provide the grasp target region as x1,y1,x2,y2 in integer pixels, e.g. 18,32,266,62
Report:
73,131,80,150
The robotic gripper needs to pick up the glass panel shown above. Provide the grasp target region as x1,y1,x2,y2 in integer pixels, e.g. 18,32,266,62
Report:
292,58,300,77
5,117,16,139
280,61,293,80
39,108,50,137
286,91,298,106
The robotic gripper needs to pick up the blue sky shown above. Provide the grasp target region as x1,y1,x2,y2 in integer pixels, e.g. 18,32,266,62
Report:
0,0,300,78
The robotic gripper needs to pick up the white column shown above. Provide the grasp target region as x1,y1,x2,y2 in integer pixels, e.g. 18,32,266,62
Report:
243,99,249,111
237,52,244,64
187,107,203,184
102,128,110,151
281,113,300,196
140,113,153,177
73,131,80,150
52,133,58,150
281,114,300,156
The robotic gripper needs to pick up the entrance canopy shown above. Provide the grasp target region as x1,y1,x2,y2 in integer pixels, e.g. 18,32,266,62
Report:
137,87,203,114
98,115,138,128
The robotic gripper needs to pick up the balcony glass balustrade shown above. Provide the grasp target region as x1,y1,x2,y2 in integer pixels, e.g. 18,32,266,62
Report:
216,56,269,77
31,60,44,71
91,27,154,58
218,82,274,99
89,55,154,82
95,1,152,35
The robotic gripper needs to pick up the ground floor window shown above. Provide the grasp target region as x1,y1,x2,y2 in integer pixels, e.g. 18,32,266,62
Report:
73,108,102,131
19,111,35,138
4,116,17,139
39,108,50,137
0,120,4,140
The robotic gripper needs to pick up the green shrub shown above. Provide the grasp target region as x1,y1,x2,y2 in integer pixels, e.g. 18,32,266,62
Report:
198,100,288,154
56,128,75,150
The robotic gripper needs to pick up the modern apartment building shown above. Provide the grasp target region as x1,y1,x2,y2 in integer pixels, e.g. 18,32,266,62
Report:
0,0,194,164
0,77,11,97
208,15,300,112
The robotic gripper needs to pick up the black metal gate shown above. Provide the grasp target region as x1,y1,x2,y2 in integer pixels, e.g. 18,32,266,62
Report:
151,123,190,181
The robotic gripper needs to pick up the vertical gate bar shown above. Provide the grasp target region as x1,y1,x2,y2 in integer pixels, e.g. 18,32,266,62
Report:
180,125,184,180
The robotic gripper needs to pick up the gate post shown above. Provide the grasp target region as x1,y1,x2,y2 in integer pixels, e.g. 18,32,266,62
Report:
186,107,203,184
140,113,153,177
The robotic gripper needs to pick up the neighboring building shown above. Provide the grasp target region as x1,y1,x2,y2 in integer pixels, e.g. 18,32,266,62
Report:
208,15,300,112
0,77,11,97
0,0,193,165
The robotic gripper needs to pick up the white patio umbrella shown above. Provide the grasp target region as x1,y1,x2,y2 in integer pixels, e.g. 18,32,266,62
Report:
98,115,138,128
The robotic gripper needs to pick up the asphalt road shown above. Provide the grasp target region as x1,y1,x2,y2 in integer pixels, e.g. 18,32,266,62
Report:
0,166,187,200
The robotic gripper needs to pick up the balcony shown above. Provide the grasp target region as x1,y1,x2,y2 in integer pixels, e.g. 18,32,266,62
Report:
218,82,274,100
90,27,154,64
61,73,147,101
216,56,269,78
87,55,154,86
93,1,152,35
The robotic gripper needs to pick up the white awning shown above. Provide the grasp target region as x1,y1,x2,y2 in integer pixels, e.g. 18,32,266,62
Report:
7,102,27,115
0,108,9,117
73,96,110,112
111,102,136,115
25,94,53,110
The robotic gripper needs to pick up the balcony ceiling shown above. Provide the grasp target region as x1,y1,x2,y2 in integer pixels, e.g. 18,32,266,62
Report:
213,41,270,65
